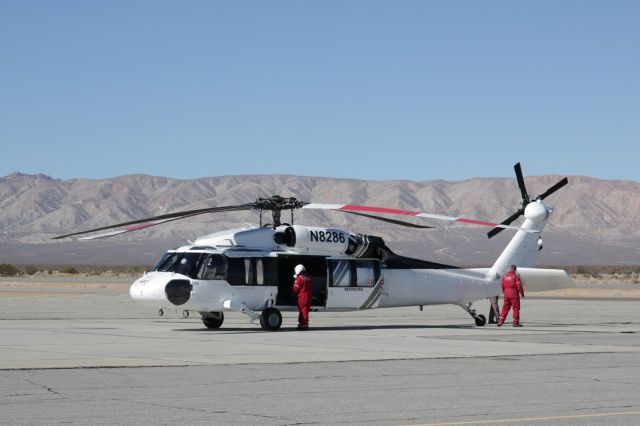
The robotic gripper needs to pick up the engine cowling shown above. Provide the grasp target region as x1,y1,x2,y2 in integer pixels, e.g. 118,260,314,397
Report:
273,225,392,259
274,225,349,254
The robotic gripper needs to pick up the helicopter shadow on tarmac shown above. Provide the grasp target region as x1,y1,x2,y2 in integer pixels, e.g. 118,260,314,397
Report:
172,323,476,334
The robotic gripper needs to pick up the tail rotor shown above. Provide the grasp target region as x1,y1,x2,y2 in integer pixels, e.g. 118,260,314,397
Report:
487,163,568,239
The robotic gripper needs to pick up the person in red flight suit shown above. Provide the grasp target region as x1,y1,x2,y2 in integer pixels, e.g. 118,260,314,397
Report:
293,264,312,330
498,264,525,327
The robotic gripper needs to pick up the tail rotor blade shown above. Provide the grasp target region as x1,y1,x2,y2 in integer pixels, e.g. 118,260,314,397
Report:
514,162,530,204
487,209,524,239
538,177,569,200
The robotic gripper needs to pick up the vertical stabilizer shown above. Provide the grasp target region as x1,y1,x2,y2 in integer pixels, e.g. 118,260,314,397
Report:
488,200,551,278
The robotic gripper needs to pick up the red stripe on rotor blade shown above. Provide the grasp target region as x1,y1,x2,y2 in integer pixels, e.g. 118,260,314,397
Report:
124,223,156,232
340,205,419,216
455,218,498,227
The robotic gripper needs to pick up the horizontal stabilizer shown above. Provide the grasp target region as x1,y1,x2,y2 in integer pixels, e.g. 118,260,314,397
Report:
516,268,575,292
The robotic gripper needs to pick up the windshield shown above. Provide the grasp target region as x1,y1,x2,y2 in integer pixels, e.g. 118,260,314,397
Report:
150,252,173,271
152,252,201,278
150,252,228,280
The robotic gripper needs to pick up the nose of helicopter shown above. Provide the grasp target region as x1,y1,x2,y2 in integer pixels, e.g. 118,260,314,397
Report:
129,273,193,306
129,273,169,304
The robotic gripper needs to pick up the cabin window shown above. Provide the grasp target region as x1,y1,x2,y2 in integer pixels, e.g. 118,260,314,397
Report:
258,258,278,286
226,258,245,286
256,259,264,285
244,259,254,285
329,260,351,287
355,260,377,287
246,258,278,286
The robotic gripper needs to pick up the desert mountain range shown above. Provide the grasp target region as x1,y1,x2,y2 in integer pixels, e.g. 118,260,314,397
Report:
1,172,638,266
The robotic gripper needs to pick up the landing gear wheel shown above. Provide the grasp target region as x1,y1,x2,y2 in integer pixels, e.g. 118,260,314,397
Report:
260,307,282,331
202,312,224,329
475,314,486,327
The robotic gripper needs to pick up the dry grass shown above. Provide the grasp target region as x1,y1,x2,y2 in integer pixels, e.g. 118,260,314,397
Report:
1,264,149,278
555,265,640,284
3,264,640,284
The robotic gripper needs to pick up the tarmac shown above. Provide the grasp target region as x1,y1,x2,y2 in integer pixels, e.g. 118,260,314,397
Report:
1,279,639,425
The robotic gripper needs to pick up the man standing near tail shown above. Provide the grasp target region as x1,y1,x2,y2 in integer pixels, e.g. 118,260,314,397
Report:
498,264,525,327
293,264,312,330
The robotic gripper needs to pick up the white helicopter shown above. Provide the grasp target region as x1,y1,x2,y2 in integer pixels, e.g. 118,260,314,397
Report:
55,163,573,331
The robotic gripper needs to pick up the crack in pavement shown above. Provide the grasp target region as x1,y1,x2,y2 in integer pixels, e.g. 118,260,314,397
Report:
22,378,62,396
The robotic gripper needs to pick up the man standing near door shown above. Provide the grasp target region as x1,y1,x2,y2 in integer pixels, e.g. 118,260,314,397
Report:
293,264,312,330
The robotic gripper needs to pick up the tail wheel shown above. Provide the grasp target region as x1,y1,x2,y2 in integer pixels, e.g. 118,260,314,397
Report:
260,307,282,331
202,312,224,329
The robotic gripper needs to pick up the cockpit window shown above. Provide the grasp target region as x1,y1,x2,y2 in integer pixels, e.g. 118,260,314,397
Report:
149,252,276,284
152,252,202,278
151,252,173,271
196,254,228,280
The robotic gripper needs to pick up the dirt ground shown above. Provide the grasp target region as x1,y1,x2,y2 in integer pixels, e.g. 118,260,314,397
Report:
0,274,131,297
530,273,640,299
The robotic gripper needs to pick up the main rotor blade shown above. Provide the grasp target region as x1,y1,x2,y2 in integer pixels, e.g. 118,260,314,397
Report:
304,203,533,232
487,209,524,239
339,210,434,229
514,162,530,204
78,213,204,240
52,204,252,240
538,177,569,200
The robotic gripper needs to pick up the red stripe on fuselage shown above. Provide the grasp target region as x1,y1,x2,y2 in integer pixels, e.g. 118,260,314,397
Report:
340,205,419,216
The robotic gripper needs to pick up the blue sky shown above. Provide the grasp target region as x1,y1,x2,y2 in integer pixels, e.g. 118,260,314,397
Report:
1,1,638,182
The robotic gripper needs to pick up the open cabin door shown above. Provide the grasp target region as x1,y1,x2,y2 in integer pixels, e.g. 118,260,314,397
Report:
326,259,382,309
275,255,328,308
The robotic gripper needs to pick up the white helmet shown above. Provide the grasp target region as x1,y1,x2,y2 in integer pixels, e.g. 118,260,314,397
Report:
294,264,306,277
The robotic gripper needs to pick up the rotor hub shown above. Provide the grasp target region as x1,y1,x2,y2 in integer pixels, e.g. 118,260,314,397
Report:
251,196,305,211
524,200,549,223
251,196,307,227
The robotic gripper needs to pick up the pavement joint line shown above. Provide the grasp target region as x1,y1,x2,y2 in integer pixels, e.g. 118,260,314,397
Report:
0,350,630,371
408,410,640,425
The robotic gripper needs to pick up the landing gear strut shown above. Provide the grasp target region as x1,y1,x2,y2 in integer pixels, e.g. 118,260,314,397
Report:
461,303,486,326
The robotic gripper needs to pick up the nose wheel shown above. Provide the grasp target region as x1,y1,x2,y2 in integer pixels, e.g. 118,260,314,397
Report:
260,307,282,331
201,312,224,329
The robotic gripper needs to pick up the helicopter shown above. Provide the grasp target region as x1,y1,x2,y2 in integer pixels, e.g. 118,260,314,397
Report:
54,163,573,331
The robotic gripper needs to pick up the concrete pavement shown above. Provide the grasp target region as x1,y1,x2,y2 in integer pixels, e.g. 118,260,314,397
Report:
1,285,639,424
